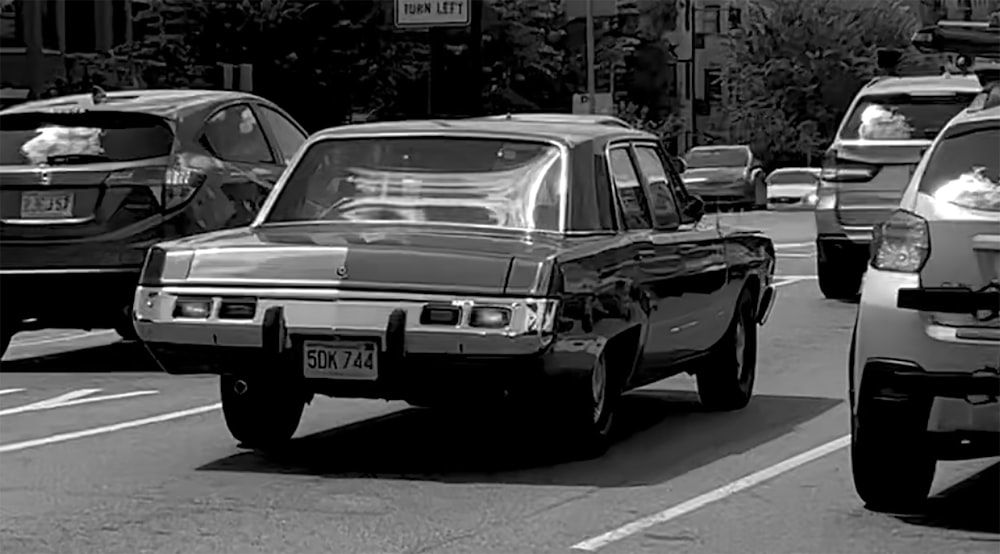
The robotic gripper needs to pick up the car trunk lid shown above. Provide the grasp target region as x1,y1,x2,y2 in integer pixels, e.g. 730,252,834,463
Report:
830,140,930,226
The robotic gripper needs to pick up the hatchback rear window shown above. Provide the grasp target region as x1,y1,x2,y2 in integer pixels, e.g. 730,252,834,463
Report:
840,92,978,141
0,111,173,166
919,125,1000,212
685,147,749,168
768,171,818,185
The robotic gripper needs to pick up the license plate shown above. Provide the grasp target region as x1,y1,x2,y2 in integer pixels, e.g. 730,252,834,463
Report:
20,191,74,219
302,339,378,380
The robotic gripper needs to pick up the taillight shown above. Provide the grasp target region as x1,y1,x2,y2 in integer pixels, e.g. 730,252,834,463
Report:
139,246,166,286
820,151,879,183
870,210,930,273
105,166,207,211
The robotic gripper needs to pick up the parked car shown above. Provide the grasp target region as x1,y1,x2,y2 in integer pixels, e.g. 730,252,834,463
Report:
814,72,983,300
850,96,1000,511
133,119,777,456
681,145,767,212
0,88,309,357
766,167,820,210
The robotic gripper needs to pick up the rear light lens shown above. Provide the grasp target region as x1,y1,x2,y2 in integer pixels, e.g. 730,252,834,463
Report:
173,297,212,319
870,210,930,273
105,166,207,211
815,181,837,210
470,307,512,328
420,304,461,326
139,246,166,286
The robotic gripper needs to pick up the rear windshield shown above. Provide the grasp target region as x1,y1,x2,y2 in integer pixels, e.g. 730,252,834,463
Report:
265,137,564,231
768,171,818,185
685,147,748,168
840,93,978,141
919,125,1000,212
0,111,173,165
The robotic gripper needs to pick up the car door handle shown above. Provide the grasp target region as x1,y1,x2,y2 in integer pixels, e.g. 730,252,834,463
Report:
636,248,656,260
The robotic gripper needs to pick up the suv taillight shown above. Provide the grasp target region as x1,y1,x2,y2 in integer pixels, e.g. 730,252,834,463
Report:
820,150,879,183
870,210,930,273
105,166,207,211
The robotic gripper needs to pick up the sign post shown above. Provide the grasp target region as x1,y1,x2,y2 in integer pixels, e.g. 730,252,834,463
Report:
394,0,472,116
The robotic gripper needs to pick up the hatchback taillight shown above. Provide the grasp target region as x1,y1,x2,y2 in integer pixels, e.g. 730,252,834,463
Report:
870,210,930,273
105,165,207,211
820,151,880,183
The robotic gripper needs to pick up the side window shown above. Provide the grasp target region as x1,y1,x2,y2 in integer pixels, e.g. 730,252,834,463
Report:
256,105,307,165
608,148,653,230
633,145,681,229
200,104,274,164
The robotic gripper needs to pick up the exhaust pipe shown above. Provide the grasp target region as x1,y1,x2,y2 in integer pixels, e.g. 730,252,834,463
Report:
233,379,249,396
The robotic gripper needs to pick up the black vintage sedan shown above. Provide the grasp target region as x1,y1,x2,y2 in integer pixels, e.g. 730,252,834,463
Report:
133,119,777,456
0,88,308,356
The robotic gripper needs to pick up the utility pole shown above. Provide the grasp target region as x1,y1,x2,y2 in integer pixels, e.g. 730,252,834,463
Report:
585,0,596,114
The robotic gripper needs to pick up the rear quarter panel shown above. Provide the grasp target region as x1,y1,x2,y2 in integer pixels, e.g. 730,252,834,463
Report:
719,228,776,329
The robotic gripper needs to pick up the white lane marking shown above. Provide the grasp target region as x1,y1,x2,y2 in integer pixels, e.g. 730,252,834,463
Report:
0,403,222,454
773,276,816,288
8,329,120,349
774,242,814,249
0,389,26,396
571,434,852,551
0,389,160,417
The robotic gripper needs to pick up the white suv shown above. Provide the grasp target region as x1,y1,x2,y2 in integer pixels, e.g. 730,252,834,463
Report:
850,98,1000,511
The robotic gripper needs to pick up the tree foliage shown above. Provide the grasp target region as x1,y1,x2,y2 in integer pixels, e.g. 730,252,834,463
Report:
720,0,925,168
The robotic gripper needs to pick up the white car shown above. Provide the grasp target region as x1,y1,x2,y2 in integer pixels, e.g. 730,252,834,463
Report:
850,99,1000,511
765,167,820,210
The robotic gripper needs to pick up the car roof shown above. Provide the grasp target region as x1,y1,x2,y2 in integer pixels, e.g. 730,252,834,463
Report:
860,74,983,96
0,89,263,119
769,167,820,175
313,118,652,146
475,113,632,127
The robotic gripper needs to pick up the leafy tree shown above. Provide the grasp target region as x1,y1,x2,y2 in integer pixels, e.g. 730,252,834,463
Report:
720,0,925,169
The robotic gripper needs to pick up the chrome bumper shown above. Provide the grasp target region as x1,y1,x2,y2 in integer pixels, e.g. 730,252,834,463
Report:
133,285,556,357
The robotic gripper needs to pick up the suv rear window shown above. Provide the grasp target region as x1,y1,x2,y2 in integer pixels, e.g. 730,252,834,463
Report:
0,111,174,166
840,92,978,141
919,125,1000,212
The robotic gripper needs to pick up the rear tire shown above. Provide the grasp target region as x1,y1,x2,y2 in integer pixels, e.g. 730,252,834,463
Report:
698,287,757,411
562,351,617,459
114,306,140,341
817,259,864,300
851,393,935,512
220,374,305,450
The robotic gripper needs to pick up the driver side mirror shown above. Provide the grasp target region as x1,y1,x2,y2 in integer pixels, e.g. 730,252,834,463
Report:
682,194,705,223
675,157,688,173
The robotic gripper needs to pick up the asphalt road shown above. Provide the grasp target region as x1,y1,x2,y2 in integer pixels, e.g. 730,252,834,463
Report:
1,211,996,554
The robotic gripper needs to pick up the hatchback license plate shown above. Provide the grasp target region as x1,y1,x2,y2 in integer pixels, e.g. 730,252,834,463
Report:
20,191,74,219
302,339,378,380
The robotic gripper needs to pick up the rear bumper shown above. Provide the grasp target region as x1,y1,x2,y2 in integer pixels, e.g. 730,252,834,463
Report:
863,358,1000,401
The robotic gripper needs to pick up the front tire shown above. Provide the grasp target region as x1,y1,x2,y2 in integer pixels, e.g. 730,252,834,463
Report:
220,374,305,450
851,393,935,512
698,287,757,411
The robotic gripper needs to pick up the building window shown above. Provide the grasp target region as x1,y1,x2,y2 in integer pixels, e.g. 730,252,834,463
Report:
0,0,19,48
699,4,722,34
1,0,60,51
704,68,722,103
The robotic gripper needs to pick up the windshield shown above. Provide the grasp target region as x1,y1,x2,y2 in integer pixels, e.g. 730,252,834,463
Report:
840,93,978,141
769,171,818,185
265,137,565,231
919,125,1000,212
0,112,174,165
685,147,749,168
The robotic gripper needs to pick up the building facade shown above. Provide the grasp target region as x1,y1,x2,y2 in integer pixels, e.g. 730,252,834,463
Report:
0,0,145,106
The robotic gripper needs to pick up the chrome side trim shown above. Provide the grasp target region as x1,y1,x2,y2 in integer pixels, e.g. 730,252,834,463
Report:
2,216,94,225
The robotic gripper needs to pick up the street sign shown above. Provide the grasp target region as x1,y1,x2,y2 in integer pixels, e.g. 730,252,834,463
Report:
395,0,471,28
572,92,614,115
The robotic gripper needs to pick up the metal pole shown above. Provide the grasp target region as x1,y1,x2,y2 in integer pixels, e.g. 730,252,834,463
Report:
585,0,596,114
